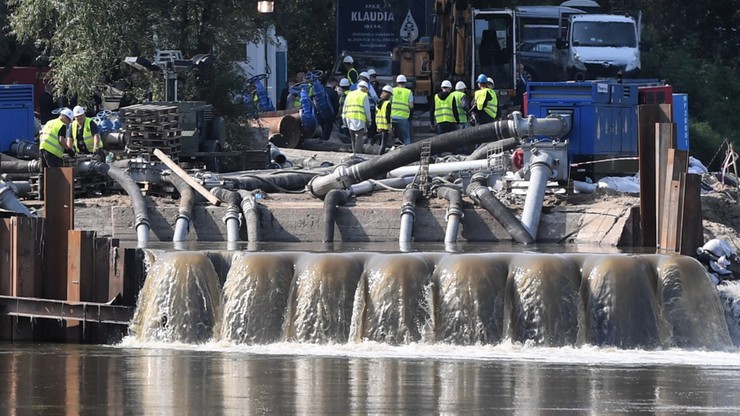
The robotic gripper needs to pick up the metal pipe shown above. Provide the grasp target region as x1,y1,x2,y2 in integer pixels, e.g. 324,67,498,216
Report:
349,177,412,196
162,174,194,242
322,189,350,243
387,158,492,178
0,182,35,217
9,141,39,159
0,159,42,174
78,161,150,246
308,112,570,198
399,186,423,245
466,173,534,244
237,190,261,243
211,187,242,243
434,185,463,244
521,148,555,240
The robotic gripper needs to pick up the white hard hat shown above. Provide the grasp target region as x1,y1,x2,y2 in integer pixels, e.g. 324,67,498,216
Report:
396,74,407,83
487,77,494,85
359,71,370,79
339,78,350,87
72,105,85,117
357,80,369,89
382,85,394,94
441,80,452,89
367,68,377,76
343,55,354,64
455,81,467,91
60,108,73,120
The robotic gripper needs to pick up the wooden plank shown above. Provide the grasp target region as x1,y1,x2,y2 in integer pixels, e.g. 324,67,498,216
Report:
93,237,111,303
638,104,672,247
679,173,704,256
44,167,75,300
67,230,95,303
655,122,674,246
0,219,11,296
663,180,681,251
658,148,676,250
153,148,221,206
12,217,43,297
108,239,125,302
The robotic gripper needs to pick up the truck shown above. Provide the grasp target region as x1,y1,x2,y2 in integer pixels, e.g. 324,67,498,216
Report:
555,13,641,80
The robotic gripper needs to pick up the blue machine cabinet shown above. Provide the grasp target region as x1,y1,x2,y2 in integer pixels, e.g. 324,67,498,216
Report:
525,80,646,180
0,84,36,152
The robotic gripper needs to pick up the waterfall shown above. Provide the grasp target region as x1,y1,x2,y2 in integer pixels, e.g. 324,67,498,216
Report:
129,251,740,350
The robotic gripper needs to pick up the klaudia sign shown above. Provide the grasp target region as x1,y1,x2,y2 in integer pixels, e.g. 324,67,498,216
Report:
336,0,430,54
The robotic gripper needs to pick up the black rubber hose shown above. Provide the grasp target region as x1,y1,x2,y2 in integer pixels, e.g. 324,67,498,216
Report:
466,176,534,244
0,160,42,173
79,161,150,243
323,189,349,243
228,172,313,193
354,121,516,180
163,174,194,242
465,138,519,161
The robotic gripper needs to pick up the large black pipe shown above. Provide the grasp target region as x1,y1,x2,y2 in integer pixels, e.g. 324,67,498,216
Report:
465,138,519,161
323,189,350,243
434,184,464,244
211,187,242,243
0,160,42,174
308,113,569,198
226,171,315,193
162,174,194,242
466,174,534,244
78,161,150,245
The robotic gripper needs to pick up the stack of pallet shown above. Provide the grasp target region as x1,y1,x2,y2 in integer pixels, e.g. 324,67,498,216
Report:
120,104,181,163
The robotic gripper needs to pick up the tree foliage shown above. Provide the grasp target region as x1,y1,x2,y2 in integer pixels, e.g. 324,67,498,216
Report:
8,0,261,115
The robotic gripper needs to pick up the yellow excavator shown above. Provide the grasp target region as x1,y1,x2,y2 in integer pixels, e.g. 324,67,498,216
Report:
393,0,516,109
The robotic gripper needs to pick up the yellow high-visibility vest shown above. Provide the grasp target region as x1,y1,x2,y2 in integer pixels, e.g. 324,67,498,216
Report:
40,118,66,157
71,117,101,152
391,87,411,119
343,89,367,122
434,94,456,124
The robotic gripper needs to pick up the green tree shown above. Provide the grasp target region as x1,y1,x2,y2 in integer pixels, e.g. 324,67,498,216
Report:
8,0,262,116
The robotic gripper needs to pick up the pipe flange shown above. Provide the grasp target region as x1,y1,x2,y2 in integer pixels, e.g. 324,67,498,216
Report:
446,206,464,220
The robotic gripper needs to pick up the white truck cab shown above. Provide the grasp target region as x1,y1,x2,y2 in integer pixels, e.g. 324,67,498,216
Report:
556,14,640,80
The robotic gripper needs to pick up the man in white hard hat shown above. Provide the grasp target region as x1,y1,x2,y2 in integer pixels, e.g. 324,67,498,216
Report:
452,81,469,129
371,84,394,153
430,80,460,135
367,68,382,93
68,105,104,161
391,74,414,145
337,78,352,136
342,80,372,155
342,55,359,85
39,107,74,168
359,71,379,138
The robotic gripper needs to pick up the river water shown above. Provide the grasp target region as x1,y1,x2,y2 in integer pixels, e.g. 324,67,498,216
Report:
1,341,740,414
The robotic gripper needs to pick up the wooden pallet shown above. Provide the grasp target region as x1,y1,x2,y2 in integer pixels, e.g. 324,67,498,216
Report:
128,131,181,141
124,120,180,131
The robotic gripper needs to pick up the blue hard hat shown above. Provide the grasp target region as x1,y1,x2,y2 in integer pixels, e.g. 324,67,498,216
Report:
476,74,488,84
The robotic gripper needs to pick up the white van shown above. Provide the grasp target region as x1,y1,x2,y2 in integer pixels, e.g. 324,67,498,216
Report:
556,14,640,80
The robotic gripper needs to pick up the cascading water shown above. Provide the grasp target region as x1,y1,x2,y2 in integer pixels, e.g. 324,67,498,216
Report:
129,251,223,343
129,251,740,350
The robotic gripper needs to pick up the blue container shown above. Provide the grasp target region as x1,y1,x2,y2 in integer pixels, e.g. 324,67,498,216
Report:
0,84,36,152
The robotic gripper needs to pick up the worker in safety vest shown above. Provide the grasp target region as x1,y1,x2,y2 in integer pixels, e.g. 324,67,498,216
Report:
69,105,104,162
451,81,469,129
39,108,73,168
371,84,393,153
337,78,351,136
342,56,359,86
342,80,371,155
391,74,414,145
430,80,459,135
472,73,498,125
